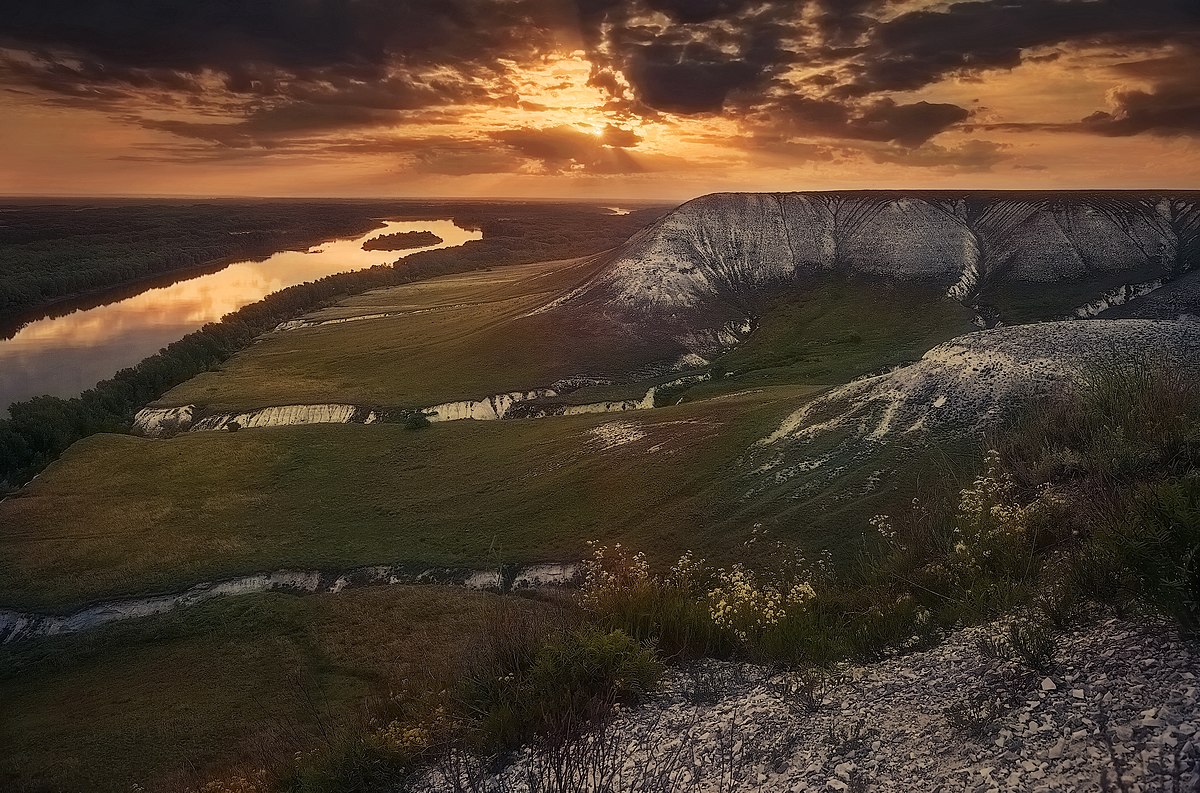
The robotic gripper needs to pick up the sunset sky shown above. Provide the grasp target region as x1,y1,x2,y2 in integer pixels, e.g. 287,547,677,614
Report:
1,0,1198,198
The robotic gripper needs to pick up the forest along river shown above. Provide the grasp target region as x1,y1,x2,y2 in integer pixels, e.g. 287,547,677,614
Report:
0,219,481,414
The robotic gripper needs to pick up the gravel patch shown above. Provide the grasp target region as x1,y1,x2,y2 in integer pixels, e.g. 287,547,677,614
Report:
421,615,1200,792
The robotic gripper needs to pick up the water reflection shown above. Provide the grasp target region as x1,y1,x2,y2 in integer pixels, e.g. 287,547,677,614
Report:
0,220,481,413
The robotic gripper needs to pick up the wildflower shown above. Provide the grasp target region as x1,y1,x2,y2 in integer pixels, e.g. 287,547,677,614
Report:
706,564,816,642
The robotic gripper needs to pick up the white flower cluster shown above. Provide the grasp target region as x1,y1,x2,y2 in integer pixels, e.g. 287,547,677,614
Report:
870,513,897,542
580,541,652,608
667,550,709,595
952,450,1056,570
706,564,817,642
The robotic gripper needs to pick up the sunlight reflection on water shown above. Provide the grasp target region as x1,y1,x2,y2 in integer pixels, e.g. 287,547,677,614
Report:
1,219,481,412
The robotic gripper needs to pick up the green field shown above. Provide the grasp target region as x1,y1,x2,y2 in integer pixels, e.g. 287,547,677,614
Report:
158,255,682,412
0,586,553,793
0,388,817,612
697,278,976,395
1,262,981,612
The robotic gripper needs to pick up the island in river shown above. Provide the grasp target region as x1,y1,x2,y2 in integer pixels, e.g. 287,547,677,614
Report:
362,230,445,251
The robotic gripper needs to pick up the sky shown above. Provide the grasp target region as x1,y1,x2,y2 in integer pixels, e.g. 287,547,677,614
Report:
1,0,1198,199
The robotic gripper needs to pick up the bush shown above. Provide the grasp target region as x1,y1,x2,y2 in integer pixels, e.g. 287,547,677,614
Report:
459,626,661,750
978,618,1058,673
580,545,736,660
989,359,1200,631
403,412,431,431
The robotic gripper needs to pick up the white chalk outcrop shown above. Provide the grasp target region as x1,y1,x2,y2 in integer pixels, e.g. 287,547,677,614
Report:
132,378,710,438
1101,269,1200,322
425,389,557,422
1072,279,1166,318
131,405,195,435
133,403,377,436
762,320,1200,454
193,404,377,431
273,311,401,332
419,616,1200,792
550,192,1197,326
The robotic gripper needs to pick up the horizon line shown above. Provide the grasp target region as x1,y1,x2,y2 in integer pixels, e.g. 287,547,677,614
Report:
2,187,1199,202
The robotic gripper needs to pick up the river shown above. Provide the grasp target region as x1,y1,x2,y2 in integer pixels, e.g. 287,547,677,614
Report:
0,219,481,413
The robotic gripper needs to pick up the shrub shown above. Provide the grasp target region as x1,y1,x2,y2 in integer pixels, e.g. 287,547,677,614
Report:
1007,620,1058,673
403,412,431,431
459,626,661,749
581,544,734,660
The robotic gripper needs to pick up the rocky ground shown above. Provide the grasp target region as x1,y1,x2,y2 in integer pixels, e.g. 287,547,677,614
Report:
761,319,1200,450
421,614,1200,792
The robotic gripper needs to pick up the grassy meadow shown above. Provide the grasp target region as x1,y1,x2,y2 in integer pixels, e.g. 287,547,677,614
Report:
156,255,682,413
0,586,558,793
0,387,818,612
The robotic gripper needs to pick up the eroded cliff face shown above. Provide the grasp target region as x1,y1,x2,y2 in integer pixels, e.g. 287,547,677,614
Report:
559,192,1200,326
133,403,377,436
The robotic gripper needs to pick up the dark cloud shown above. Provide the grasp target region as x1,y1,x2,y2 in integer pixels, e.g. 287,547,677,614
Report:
0,0,567,127
490,125,649,173
3,0,1198,179
574,0,762,29
1077,41,1200,136
0,0,563,76
141,104,409,148
643,0,760,25
847,99,971,147
1081,80,1200,136
842,0,1200,96
811,0,882,46
624,44,764,113
579,0,801,114
967,41,1200,139
766,97,970,147
601,125,642,147
866,139,1011,171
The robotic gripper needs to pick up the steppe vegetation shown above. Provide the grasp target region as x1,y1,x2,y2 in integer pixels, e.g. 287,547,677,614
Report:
276,362,1200,792
3,195,1198,792
3,361,1195,792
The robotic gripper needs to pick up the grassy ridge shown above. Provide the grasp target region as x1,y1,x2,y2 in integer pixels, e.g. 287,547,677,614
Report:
708,278,976,391
0,244,1065,793
156,256,667,412
0,586,556,793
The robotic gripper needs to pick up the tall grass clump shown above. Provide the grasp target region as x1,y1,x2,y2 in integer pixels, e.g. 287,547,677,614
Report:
276,595,660,793
579,543,735,660
994,358,1200,631
458,625,661,751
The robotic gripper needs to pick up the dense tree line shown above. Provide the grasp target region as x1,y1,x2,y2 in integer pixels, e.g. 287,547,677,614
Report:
0,203,667,490
0,201,400,325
